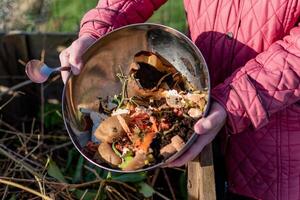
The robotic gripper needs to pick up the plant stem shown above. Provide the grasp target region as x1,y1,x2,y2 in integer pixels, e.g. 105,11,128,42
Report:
0,179,52,200
162,169,176,200
0,145,42,179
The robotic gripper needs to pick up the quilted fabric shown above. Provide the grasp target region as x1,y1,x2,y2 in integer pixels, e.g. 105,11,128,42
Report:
79,0,300,199
79,0,167,38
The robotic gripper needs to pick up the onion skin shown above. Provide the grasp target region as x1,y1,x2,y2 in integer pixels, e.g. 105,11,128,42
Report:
94,116,125,143
171,135,185,151
160,135,185,158
160,144,177,158
98,142,122,167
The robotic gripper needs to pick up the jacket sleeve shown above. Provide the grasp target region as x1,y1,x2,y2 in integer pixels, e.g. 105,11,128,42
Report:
79,0,167,38
212,23,300,134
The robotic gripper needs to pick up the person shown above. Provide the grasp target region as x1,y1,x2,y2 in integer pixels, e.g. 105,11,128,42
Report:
59,1,300,199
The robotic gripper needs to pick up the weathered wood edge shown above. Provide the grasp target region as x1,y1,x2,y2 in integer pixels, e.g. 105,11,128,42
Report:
187,143,216,200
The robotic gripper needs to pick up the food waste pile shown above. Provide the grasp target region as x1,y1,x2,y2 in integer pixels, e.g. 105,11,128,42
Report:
80,51,208,171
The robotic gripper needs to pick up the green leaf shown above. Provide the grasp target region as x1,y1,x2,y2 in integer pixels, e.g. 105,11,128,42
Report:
106,171,112,179
117,150,134,169
84,171,96,182
179,171,188,200
97,167,109,180
111,172,147,183
64,148,78,173
84,166,108,182
47,159,67,183
118,155,133,169
8,194,16,200
72,156,85,183
42,103,62,129
137,182,155,198
72,189,98,200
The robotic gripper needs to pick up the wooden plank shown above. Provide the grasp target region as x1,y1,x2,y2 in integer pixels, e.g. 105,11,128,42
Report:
187,143,216,200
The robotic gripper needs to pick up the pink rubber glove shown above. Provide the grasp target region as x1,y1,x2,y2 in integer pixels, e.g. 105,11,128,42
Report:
167,101,227,167
59,34,96,83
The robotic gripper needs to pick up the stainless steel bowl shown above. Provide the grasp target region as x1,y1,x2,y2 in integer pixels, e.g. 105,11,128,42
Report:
62,23,211,173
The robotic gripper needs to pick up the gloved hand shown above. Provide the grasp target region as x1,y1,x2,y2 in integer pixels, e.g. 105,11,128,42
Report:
167,101,227,167
59,34,97,83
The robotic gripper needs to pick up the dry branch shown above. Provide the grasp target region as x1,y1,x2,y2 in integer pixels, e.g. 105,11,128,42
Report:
0,145,42,178
0,178,52,200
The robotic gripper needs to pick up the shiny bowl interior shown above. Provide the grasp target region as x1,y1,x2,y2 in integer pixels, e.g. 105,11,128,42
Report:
62,23,211,173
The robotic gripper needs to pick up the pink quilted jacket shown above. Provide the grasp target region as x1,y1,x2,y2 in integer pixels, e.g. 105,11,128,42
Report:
79,1,300,199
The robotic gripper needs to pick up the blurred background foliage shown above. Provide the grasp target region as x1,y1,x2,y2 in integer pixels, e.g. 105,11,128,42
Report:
0,0,186,33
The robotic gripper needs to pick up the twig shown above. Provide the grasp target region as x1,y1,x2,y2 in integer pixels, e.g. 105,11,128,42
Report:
64,188,73,200
30,118,36,136
0,144,43,168
106,191,115,200
116,67,129,109
106,186,122,200
162,169,176,200
0,119,20,132
0,173,138,198
106,185,127,200
94,182,103,200
18,59,27,66
171,167,186,172
16,133,25,151
40,83,45,137
154,191,171,200
0,179,52,200
34,176,44,197
83,165,101,179
1,125,38,178
69,179,104,189
0,177,63,186
151,168,160,186
44,75,61,89
127,192,142,200
0,128,67,141
0,92,19,110
0,80,32,99
20,142,42,163
42,174,48,196
0,135,18,142
28,196,42,200
119,187,130,200
41,49,46,63
107,180,137,192
1,183,9,200
79,189,88,200
52,187,73,200
10,141,42,175
48,141,72,152
0,128,27,138
51,187,71,200
0,145,42,178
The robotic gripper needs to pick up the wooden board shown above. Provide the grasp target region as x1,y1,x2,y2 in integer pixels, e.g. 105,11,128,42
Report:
187,143,216,200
